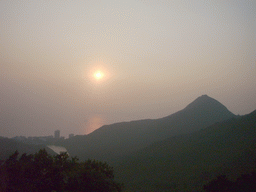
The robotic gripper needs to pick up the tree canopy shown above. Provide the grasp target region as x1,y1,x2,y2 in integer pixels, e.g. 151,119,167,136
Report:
204,172,256,192
0,149,123,192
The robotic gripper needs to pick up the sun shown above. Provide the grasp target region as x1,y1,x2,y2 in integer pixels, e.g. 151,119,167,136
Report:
94,71,103,80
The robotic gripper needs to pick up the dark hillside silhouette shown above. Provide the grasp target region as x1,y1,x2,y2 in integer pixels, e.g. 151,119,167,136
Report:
0,137,55,161
57,95,235,162
204,170,256,192
115,110,256,191
0,149,122,192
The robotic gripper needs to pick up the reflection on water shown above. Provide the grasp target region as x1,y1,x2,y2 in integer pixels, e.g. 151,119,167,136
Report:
47,145,69,155
85,115,105,134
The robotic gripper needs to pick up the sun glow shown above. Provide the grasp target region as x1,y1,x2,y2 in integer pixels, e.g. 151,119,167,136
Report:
82,58,113,85
94,71,103,80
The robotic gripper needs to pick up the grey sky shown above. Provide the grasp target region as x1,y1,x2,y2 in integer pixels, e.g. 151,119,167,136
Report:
0,0,255,137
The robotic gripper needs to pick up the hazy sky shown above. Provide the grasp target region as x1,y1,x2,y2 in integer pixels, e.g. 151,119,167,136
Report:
1,0,255,137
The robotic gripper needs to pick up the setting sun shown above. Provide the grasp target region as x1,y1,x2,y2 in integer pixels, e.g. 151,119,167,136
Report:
94,71,103,80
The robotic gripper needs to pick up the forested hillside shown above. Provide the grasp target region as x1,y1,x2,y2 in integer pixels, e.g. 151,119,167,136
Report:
115,110,256,191
57,95,235,163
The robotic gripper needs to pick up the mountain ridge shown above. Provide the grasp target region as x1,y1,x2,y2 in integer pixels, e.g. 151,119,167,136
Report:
58,95,235,162
115,109,256,191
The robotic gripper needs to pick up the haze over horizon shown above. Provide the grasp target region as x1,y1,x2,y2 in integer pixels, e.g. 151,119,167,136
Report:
1,1,255,138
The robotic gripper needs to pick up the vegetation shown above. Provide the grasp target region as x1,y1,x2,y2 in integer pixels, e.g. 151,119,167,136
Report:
115,110,256,191
0,149,123,192
1,97,255,191
56,95,235,163
0,137,51,161
204,172,256,192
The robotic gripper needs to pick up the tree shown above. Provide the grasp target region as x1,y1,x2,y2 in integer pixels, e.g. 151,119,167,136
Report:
204,172,256,192
0,149,123,192
203,175,233,192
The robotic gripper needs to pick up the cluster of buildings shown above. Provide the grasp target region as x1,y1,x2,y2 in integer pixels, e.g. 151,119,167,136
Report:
54,130,74,139
12,130,75,145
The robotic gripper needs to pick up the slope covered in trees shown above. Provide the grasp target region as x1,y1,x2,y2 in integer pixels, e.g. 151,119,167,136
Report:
114,110,256,191
204,172,256,192
2,95,253,192
0,137,55,161
0,149,123,192
57,95,235,163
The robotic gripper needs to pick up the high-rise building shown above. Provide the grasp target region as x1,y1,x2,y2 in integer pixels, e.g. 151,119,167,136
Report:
54,130,60,139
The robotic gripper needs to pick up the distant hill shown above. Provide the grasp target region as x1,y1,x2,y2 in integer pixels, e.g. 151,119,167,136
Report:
58,95,235,162
0,137,55,161
115,110,256,192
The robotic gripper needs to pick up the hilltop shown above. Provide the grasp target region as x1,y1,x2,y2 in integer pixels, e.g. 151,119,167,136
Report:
58,95,235,162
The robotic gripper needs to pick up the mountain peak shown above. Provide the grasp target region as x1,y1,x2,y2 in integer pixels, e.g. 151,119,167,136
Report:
184,95,234,116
